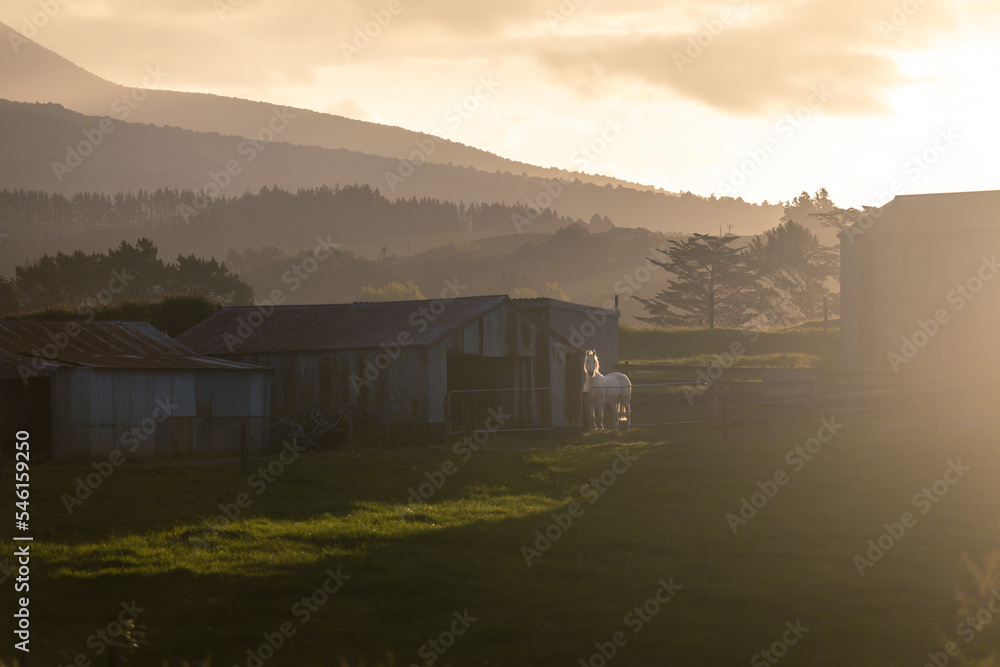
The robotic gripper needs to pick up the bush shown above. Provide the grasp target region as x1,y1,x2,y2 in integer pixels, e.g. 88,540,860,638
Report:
14,294,221,337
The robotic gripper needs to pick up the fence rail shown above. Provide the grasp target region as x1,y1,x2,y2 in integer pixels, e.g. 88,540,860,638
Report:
613,363,904,433
588,381,711,428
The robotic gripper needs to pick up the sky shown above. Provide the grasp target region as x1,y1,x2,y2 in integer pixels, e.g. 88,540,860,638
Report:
3,0,998,208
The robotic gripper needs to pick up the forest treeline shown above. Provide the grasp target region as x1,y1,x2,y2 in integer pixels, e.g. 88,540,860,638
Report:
0,185,609,272
0,188,843,327
0,185,593,234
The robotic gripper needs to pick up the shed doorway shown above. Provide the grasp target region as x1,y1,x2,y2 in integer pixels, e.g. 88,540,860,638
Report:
0,377,52,461
446,352,516,391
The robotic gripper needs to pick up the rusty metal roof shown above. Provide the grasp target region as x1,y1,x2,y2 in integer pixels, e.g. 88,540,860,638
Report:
0,320,269,371
177,295,576,355
514,297,620,317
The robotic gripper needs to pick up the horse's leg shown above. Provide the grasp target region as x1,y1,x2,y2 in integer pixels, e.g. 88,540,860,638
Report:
624,392,632,430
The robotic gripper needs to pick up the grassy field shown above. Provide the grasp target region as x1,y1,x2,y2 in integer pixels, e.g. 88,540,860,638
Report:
5,324,999,666
619,320,841,368
4,412,1000,666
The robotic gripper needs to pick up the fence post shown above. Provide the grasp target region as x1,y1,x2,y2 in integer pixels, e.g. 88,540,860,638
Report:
445,394,451,437
240,422,248,475
723,395,730,441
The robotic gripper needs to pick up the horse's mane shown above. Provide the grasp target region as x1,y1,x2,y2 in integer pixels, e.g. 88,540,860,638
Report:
586,349,600,375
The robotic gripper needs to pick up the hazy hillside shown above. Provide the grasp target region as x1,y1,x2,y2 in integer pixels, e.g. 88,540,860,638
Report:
0,101,782,236
233,224,678,324
0,185,591,271
0,20,657,192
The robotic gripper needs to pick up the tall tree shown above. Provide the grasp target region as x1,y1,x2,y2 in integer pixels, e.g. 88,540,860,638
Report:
171,254,253,305
0,276,19,316
780,189,837,246
748,220,839,321
636,234,765,329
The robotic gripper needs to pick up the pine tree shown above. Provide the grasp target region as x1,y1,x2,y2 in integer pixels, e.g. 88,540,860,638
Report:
636,234,765,329
747,220,838,321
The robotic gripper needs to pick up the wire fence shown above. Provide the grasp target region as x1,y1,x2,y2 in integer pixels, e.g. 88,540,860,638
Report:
271,399,431,449
715,374,904,439
587,381,711,428
610,364,906,434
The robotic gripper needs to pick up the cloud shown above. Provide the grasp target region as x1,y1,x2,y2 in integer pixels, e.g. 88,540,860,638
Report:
6,0,997,115
535,0,999,115
388,0,543,34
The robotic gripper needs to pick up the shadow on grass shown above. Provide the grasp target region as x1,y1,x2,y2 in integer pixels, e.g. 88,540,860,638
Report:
6,420,1000,666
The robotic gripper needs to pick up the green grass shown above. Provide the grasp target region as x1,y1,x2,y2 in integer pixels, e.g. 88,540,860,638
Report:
619,320,841,368
4,415,1000,666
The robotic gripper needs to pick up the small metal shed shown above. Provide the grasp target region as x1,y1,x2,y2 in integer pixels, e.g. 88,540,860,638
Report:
177,295,584,432
0,320,271,461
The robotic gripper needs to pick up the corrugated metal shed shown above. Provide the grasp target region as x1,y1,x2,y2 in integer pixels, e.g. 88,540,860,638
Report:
0,321,271,461
0,320,264,371
178,296,584,428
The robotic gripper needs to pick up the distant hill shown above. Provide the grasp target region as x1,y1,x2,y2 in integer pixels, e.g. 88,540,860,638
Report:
0,21,784,236
0,100,781,237
231,224,681,324
0,185,591,270
0,20,657,192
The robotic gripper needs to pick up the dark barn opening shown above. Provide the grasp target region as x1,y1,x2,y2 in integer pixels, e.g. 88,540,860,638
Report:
446,351,513,391
0,377,53,461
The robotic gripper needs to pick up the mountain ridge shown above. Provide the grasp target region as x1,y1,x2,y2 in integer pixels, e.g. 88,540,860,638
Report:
0,99,781,236
0,20,666,194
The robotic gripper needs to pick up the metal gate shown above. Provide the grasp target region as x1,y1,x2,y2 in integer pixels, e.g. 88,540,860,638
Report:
446,388,552,434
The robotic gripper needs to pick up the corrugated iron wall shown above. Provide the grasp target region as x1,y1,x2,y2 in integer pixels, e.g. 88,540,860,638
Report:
51,368,270,461
233,348,431,424
225,301,571,427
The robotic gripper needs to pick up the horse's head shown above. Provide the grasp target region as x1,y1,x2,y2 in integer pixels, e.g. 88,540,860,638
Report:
584,349,599,378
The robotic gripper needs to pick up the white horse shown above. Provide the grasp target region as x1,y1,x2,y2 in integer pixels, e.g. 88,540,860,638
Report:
583,349,632,429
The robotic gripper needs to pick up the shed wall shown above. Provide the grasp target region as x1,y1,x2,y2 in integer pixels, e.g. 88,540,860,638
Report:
224,302,574,427
843,228,1000,367
231,348,432,424
52,368,270,461
519,301,619,371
